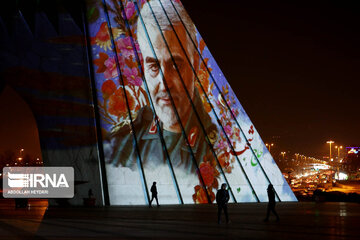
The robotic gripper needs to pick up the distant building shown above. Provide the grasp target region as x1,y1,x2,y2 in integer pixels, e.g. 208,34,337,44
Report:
343,147,360,176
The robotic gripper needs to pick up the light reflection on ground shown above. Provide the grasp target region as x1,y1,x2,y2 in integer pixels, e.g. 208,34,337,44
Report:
0,199,48,235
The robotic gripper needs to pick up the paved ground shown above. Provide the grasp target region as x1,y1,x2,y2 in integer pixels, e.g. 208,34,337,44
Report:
0,199,359,239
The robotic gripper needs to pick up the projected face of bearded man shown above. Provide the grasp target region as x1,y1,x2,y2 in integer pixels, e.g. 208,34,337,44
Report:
137,1,199,133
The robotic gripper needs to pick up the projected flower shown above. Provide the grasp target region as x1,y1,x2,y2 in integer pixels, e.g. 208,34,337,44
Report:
99,55,126,80
192,186,208,204
199,162,215,187
108,88,135,118
217,140,226,150
218,152,231,173
101,80,117,99
123,67,142,86
91,22,123,51
208,190,215,203
94,53,109,73
124,1,135,19
224,125,232,136
104,57,118,79
117,37,140,59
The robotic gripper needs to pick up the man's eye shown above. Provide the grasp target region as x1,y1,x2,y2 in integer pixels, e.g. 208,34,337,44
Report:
149,64,159,72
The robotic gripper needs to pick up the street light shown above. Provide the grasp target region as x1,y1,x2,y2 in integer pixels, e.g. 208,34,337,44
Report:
326,141,334,162
281,152,286,160
19,148,24,158
265,143,274,153
335,146,343,158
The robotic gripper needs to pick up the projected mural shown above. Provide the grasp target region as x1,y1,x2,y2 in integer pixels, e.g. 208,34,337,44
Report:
87,0,297,205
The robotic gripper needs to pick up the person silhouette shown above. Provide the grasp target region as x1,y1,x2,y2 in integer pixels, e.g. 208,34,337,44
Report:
149,182,159,207
264,184,280,222
88,189,93,198
216,183,230,224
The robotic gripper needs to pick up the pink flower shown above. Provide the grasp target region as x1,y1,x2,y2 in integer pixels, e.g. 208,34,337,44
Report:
117,37,140,59
224,125,232,136
217,140,226,150
124,2,135,19
117,54,126,69
123,67,142,86
103,55,128,79
104,57,118,79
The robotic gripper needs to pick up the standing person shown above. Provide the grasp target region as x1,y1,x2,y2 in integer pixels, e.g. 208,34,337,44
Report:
149,182,160,207
264,184,280,222
216,183,230,224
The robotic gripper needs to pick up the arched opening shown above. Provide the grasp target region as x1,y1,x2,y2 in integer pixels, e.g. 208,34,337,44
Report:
0,85,43,167
0,85,48,215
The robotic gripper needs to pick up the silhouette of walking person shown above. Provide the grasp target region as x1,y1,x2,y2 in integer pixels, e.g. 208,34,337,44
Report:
216,183,230,224
264,184,280,222
149,182,160,207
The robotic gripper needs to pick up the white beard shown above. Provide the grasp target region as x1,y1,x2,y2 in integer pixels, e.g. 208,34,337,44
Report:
155,104,178,129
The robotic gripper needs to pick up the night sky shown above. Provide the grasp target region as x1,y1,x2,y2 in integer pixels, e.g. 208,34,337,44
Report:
0,0,359,160
182,0,360,159
0,86,42,159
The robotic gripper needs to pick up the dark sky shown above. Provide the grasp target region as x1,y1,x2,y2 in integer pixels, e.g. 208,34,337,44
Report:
0,86,42,159
182,0,360,159
0,0,359,160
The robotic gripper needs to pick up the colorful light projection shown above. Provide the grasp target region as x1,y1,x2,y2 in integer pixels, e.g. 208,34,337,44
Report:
87,0,297,205
347,148,359,154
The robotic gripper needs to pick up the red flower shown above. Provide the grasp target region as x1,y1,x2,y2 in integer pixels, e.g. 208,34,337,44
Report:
94,52,109,73
248,125,255,135
101,80,117,99
199,39,206,54
199,162,215,187
108,88,135,117
208,189,216,203
192,185,208,204
91,22,123,51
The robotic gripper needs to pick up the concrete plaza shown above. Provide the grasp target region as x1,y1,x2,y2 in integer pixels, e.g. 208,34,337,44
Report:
0,199,359,239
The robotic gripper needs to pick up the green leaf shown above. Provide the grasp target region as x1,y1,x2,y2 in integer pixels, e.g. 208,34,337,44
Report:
250,157,258,167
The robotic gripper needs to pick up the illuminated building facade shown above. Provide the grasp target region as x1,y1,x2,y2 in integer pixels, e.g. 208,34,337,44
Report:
0,0,296,205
